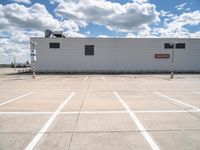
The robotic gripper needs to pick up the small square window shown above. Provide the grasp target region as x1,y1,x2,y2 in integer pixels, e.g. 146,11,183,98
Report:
164,43,173,49
50,43,60,48
176,43,185,49
85,45,94,56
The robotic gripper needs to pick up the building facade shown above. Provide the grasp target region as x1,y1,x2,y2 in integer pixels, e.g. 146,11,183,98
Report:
30,37,200,73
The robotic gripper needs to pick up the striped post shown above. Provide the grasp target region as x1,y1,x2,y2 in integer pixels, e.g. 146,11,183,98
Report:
32,61,36,79
170,43,175,79
170,63,174,78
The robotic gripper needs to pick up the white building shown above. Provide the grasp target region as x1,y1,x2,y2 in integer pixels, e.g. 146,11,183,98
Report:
30,35,200,73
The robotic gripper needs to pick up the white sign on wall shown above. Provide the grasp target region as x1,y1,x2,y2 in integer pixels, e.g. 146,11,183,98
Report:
31,49,36,62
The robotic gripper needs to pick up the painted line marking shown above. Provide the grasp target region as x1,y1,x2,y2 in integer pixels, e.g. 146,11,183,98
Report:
127,75,136,78
0,109,200,115
24,92,76,150
0,92,33,106
62,77,70,82
83,89,200,92
102,76,106,81
113,91,160,150
154,92,199,110
0,112,54,115
118,77,127,82
83,76,88,82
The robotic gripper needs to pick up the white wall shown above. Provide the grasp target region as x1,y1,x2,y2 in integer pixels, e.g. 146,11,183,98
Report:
30,38,200,72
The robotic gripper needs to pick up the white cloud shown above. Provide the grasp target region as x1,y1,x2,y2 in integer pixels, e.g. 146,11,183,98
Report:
152,11,200,38
0,29,44,64
64,30,86,37
61,20,79,32
11,0,31,4
166,11,200,32
160,10,174,17
175,3,187,11
124,10,200,38
97,34,111,38
125,33,137,38
125,25,157,38
55,0,160,32
0,3,61,30
0,3,86,64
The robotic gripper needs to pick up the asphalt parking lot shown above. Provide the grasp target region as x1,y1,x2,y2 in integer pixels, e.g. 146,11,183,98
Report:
0,68,200,150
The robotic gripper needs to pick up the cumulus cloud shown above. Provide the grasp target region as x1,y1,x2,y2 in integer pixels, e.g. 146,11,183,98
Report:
61,20,80,32
64,30,86,37
168,11,200,29
0,3,85,63
11,0,31,4
0,29,44,64
55,0,160,32
152,11,200,38
0,3,60,30
125,33,136,38
125,10,200,38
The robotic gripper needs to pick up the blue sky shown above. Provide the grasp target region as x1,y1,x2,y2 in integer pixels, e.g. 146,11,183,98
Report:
0,0,200,64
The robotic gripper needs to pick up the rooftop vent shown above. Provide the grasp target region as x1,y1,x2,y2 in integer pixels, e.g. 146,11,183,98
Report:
45,30,65,38
45,29,52,38
52,31,65,38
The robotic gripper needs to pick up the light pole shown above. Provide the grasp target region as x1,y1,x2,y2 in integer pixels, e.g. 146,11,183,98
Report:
30,41,37,79
170,42,177,79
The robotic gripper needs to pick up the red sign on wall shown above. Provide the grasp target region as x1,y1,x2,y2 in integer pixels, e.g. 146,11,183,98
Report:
155,54,170,59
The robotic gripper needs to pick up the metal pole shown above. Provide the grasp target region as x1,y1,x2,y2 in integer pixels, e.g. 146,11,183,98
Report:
170,43,175,79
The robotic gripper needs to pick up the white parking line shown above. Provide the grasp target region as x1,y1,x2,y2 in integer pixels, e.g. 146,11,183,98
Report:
83,76,88,82
0,109,199,115
0,92,33,106
113,91,160,150
118,77,127,82
62,77,70,82
154,92,199,110
102,76,106,81
0,112,53,115
25,92,76,150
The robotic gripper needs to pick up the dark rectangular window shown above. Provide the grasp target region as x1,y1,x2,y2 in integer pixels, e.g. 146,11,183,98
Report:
164,43,173,49
176,43,185,49
164,43,186,49
85,45,94,56
50,43,60,48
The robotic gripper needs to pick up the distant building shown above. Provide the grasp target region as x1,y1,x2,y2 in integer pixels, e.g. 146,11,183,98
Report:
30,31,200,73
